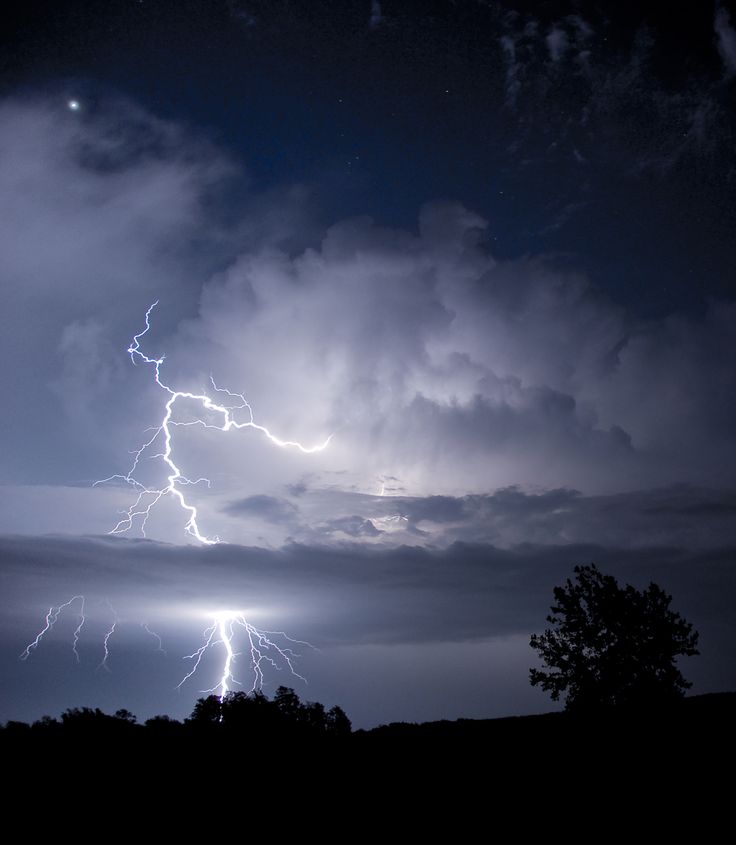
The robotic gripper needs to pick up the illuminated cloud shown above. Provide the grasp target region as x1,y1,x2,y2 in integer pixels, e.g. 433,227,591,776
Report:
0,96,733,548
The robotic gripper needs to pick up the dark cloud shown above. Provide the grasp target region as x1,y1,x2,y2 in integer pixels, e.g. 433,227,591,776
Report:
1,533,734,649
318,515,382,538
364,485,736,550
393,495,468,524
645,500,736,517
222,495,298,523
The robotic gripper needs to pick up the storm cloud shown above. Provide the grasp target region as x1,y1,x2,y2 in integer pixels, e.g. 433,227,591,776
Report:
1,92,734,726
0,95,734,547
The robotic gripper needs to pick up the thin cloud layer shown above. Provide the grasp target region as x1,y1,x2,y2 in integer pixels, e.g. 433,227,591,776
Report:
217,485,736,550
1,533,733,649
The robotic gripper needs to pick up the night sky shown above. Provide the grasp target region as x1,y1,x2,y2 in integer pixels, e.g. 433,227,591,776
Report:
1,0,735,728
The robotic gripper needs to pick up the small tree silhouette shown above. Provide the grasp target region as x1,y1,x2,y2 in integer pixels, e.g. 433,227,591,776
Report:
530,564,700,712
325,705,352,736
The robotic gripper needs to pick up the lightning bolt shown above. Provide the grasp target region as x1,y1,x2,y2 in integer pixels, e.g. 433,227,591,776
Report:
21,305,326,694
20,595,86,662
177,612,313,698
142,622,167,656
97,600,119,672
21,597,145,676
71,596,86,663
96,301,332,545
21,596,121,670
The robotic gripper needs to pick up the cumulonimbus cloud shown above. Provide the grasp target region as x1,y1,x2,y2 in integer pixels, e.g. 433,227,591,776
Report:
0,95,734,547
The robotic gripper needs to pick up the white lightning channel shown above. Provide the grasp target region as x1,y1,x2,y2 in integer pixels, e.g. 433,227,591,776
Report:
96,301,332,545
177,613,313,698
20,595,86,662
142,622,167,656
71,596,86,663
97,601,119,672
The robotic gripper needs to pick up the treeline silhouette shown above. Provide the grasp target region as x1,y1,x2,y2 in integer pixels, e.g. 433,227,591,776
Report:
2,691,734,815
4,690,734,754
1,686,351,742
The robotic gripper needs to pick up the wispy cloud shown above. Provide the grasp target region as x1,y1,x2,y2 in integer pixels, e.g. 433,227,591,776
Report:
715,5,736,77
369,1,384,30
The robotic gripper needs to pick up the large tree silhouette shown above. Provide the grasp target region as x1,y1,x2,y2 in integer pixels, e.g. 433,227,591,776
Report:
530,564,700,712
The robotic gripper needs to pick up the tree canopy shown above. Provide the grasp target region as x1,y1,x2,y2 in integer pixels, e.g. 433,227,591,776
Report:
188,686,351,736
530,564,700,712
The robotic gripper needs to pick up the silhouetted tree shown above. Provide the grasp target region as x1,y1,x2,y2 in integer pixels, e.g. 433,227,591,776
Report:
188,695,223,725
114,708,137,725
32,715,60,731
185,689,352,738
326,705,352,736
221,690,279,731
57,706,139,734
530,564,700,712
302,700,326,732
274,686,303,722
145,714,182,731
3,720,31,735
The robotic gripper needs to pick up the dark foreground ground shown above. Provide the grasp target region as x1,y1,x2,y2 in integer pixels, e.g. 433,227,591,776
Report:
4,692,733,827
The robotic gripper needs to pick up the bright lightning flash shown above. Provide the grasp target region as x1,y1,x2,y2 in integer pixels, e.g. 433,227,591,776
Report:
97,301,332,544
178,611,313,698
